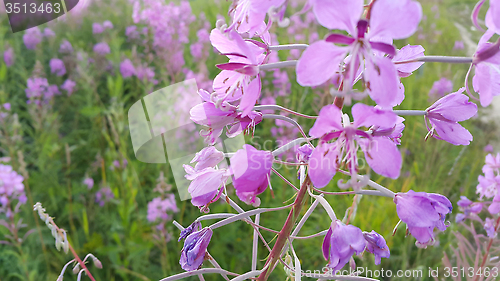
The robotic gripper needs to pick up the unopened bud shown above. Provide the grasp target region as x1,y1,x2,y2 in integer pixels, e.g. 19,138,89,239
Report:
72,264,80,274
56,275,63,281
92,257,102,269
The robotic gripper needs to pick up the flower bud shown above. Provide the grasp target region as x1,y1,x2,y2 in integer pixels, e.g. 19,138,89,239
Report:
93,257,103,269
72,264,80,274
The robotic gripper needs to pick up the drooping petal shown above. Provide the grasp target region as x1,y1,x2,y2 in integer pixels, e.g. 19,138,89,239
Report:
430,119,473,146
239,77,262,117
365,56,400,107
392,45,425,77
309,105,343,138
395,193,439,228
308,143,339,188
368,0,422,40
426,90,478,122
296,41,347,86
322,226,333,260
310,0,363,35
363,137,401,179
485,1,500,34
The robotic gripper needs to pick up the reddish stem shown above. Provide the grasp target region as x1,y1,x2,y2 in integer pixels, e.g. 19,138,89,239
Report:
256,176,311,281
474,216,500,281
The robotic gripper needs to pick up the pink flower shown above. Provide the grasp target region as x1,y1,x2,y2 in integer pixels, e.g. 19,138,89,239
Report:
228,144,273,206
103,20,113,29
93,42,110,55
59,40,73,54
226,0,286,35
23,27,43,50
210,29,267,117
298,0,422,107
363,230,390,265
93,23,105,34
394,190,452,247
3,48,14,67
61,79,76,96
428,78,453,99
43,28,55,38
392,45,425,78
83,177,94,189
147,194,178,222
308,103,401,188
120,59,136,78
50,58,66,76
322,220,366,272
190,89,262,145
489,194,500,215
425,88,478,145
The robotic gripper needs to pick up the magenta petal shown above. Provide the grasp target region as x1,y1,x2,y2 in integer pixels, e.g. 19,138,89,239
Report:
296,41,347,86
486,1,500,34
395,194,439,227
325,33,356,45
310,0,363,35
368,0,422,40
308,143,339,188
363,137,401,179
322,225,333,260
309,105,343,138
239,77,262,117
427,90,478,122
369,41,396,56
365,56,400,107
431,119,473,146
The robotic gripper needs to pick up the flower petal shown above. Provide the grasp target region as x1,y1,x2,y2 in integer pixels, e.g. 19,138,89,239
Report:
310,0,363,35
368,0,422,40
392,45,425,77
365,56,400,107
309,105,343,138
296,41,347,86
363,137,401,179
308,143,339,188
431,119,473,146
352,103,397,128
239,77,262,117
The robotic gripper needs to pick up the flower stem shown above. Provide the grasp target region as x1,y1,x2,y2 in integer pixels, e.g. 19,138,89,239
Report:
269,44,308,51
259,60,297,71
392,110,427,116
256,175,311,281
394,56,473,64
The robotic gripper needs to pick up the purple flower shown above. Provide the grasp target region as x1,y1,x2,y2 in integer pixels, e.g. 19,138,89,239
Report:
125,26,139,40
190,89,262,145
428,78,453,98
453,41,465,50
296,144,314,163
50,58,66,76
180,227,212,271
394,190,452,247
83,177,94,189
228,144,273,207
93,23,104,34
61,79,76,96
483,153,500,174
103,20,113,29
3,48,14,67
425,88,478,146
363,230,390,265
484,218,497,238
93,42,110,55
477,170,500,199
456,196,482,222
23,27,43,50
484,144,494,152
179,221,202,242
43,28,55,38
147,194,179,222
95,187,114,207
59,40,73,54
227,0,285,35
0,164,25,206
392,45,425,78
25,77,57,102
308,103,401,188
120,59,136,78
190,146,224,171
298,0,422,107
210,29,267,116
322,220,366,272
135,65,157,84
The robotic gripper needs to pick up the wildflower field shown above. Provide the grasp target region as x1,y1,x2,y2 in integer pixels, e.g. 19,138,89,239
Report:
1,0,500,280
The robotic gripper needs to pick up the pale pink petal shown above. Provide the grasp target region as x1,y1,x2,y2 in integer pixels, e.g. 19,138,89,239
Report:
368,0,422,40
296,41,347,86
239,77,262,117
310,0,363,35
308,143,339,188
472,61,500,107
309,105,343,138
486,1,500,34
427,90,478,121
363,137,401,179
352,103,397,128
392,45,425,77
431,119,473,146
365,56,400,107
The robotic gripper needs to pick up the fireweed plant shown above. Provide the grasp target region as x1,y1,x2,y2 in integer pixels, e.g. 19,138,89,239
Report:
163,0,500,280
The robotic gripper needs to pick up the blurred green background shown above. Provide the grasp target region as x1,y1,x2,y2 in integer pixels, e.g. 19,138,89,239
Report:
0,0,497,280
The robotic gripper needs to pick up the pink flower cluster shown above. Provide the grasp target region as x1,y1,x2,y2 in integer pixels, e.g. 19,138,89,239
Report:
0,164,26,218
